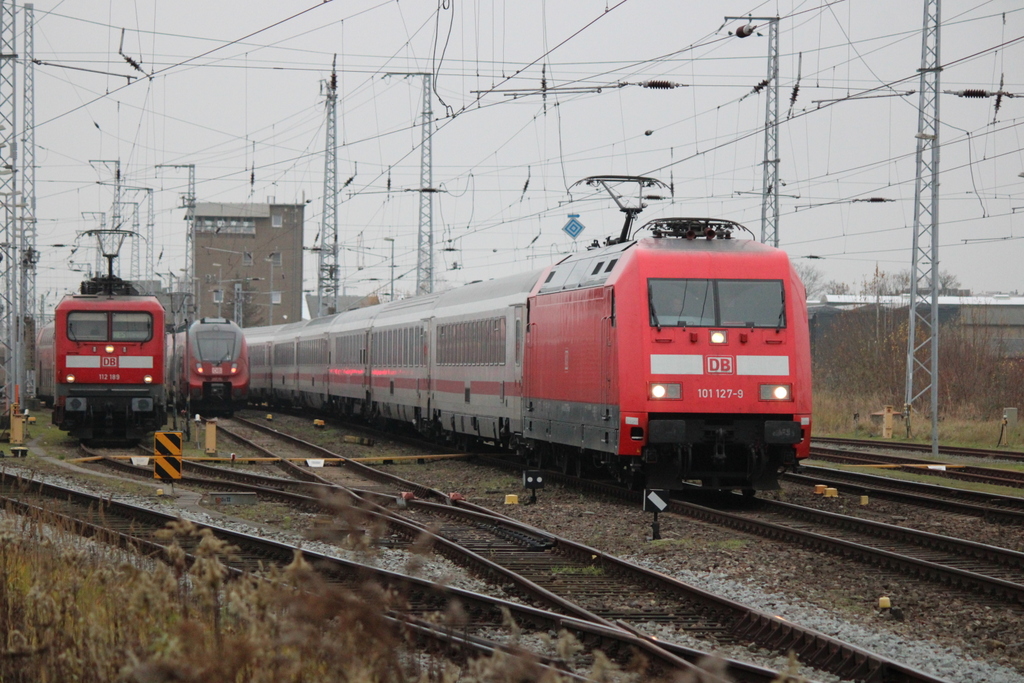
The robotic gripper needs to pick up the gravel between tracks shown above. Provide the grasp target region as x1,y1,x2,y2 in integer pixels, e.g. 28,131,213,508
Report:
13,425,1024,682
374,457,1024,683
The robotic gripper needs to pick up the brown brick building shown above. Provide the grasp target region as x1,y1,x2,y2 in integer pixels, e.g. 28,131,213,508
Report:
192,202,305,327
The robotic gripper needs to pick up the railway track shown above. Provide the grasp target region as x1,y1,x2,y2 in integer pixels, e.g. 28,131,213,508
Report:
0,466,718,682
783,466,1024,524
814,437,1024,464
85,416,951,683
809,445,1024,490
464,455,1024,607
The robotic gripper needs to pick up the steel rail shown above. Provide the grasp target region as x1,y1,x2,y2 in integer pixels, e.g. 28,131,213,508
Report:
810,446,1024,489
198,421,948,683
0,467,716,681
814,437,1024,463
785,466,1024,524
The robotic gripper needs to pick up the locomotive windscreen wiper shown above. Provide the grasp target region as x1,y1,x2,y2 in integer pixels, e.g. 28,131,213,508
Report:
776,286,786,331
648,285,662,330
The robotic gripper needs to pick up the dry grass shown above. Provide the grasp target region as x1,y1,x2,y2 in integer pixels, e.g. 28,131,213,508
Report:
0,509,590,683
812,306,1024,448
813,390,1024,449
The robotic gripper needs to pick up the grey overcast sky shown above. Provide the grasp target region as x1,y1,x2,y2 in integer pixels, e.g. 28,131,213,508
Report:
23,0,1024,309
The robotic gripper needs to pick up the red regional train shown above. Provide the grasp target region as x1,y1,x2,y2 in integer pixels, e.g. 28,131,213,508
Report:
167,317,249,418
36,275,166,443
244,216,811,493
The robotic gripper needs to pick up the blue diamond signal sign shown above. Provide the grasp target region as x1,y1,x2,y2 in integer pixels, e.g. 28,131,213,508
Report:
562,214,586,239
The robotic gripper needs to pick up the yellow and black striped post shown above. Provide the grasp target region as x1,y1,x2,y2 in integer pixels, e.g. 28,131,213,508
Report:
153,431,183,480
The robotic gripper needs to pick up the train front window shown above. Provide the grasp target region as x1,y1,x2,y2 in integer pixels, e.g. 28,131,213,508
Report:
112,313,153,341
717,280,784,327
648,279,715,327
195,332,238,362
67,312,107,341
648,279,785,329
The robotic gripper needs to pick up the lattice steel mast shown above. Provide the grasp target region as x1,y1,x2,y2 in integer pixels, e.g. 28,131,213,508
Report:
157,164,196,324
317,56,339,317
416,73,434,295
127,202,140,281
0,0,18,410
726,16,780,247
904,0,942,454
20,3,37,398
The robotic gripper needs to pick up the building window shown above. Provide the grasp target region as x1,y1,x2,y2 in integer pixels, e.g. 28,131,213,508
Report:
268,252,282,267
243,251,253,266
272,214,283,228
271,291,282,305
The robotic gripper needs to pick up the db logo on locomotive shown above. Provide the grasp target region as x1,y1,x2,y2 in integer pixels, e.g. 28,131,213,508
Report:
705,356,734,374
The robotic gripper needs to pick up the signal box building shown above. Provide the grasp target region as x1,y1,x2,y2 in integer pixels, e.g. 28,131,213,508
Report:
192,201,304,327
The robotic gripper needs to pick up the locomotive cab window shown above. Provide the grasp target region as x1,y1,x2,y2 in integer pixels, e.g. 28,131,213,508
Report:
648,279,785,329
67,312,107,341
194,331,240,362
112,313,153,341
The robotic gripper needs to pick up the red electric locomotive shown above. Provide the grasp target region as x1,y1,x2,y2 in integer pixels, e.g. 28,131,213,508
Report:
167,317,249,418
522,216,810,490
244,176,811,493
39,275,166,443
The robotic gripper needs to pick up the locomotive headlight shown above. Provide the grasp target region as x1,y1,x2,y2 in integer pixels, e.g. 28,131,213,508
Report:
105,345,115,354
143,375,153,384
65,374,76,383
649,382,681,399
760,384,792,401
196,363,204,374
710,331,728,344
230,363,238,374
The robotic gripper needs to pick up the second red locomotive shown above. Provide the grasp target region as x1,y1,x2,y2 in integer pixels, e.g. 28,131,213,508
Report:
167,317,249,418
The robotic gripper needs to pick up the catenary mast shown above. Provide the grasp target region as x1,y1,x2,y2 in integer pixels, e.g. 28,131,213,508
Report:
317,56,339,316
904,0,942,455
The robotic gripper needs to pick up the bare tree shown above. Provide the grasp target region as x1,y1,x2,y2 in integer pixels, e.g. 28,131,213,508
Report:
793,262,826,298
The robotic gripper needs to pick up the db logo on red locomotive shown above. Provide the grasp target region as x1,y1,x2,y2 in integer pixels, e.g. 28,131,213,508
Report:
101,356,118,367
705,356,734,374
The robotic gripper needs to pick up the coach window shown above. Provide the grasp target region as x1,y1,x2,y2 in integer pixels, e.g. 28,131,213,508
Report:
67,312,108,341
112,312,153,341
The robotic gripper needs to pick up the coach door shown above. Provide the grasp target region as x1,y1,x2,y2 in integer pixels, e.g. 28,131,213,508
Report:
362,329,372,403
600,287,614,415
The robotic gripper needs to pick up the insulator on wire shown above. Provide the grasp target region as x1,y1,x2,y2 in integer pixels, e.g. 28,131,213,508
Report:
946,89,991,98
735,23,756,38
641,80,682,90
789,84,800,107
